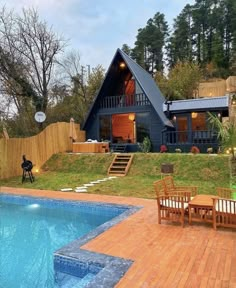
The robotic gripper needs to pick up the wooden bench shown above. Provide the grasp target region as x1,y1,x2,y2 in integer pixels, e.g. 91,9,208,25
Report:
212,188,236,230
162,176,198,197
154,178,193,227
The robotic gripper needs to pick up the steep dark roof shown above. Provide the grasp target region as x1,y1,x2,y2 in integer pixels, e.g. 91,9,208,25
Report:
163,96,229,112
118,49,173,127
83,48,173,129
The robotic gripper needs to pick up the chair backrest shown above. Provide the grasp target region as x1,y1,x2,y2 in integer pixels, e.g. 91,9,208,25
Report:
216,187,233,199
163,176,175,191
153,179,166,198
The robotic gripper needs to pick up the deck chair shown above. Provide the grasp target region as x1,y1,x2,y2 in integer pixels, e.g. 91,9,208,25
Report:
163,176,198,197
216,187,234,199
154,179,190,227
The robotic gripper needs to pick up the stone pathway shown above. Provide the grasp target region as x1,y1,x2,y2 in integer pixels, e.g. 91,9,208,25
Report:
61,176,117,193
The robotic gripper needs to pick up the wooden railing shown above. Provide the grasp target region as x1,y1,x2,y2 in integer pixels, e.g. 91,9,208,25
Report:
99,93,150,109
162,130,218,145
0,122,85,179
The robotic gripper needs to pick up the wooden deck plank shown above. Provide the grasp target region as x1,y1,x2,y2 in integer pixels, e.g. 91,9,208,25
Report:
1,187,236,288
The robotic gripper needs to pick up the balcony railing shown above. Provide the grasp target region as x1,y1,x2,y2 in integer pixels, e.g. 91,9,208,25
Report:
162,130,218,145
99,93,150,109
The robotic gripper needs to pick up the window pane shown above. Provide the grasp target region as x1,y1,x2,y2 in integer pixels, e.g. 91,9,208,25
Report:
191,113,207,130
136,112,150,142
99,115,111,141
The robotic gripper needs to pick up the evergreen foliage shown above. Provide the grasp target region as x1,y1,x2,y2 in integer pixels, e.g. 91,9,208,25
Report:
122,0,236,78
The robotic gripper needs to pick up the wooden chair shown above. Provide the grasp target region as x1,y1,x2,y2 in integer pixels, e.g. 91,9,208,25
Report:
162,176,198,197
157,194,190,227
153,179,167,198
212,198,236,230
216,187,233,199
154,179,191,227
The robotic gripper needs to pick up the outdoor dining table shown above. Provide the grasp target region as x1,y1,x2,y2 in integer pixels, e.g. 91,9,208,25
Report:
188,194,219,225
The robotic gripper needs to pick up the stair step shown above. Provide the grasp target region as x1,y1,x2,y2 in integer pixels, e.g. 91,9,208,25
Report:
108,154,133,176
110,167,125,172
113,163,127,168
109,172,126,175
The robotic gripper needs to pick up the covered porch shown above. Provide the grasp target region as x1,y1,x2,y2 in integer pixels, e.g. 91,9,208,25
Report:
162,129,218,153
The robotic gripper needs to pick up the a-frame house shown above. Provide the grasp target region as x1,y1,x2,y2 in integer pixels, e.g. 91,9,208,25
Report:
83,48,174,152
83,49,229,153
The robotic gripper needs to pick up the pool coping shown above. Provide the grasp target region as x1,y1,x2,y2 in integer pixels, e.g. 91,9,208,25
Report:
0,191,142,288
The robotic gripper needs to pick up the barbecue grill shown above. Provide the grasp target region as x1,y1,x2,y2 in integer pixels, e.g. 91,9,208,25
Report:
21,155,34,183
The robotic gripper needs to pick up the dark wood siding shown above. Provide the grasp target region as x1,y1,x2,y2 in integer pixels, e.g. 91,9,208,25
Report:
149,106,165,152
85,114,99,141
85,104,165,152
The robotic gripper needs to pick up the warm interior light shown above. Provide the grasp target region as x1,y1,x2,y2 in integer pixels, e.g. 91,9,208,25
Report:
35,169,39,173
191,112,198,119
128,114,135,121
119,62,126,69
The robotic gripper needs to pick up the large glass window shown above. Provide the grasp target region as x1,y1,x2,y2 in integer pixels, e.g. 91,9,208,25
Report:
191,112,207,131
112,114,135,143
99,115,111,141
136,112,150,142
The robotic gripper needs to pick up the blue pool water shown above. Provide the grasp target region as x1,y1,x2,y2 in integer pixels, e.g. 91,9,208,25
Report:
0,194,127,288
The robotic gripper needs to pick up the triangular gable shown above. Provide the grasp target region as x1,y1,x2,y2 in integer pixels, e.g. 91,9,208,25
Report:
83,48,173,130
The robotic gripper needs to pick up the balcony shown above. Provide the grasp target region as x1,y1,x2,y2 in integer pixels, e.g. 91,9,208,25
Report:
99,93,150,109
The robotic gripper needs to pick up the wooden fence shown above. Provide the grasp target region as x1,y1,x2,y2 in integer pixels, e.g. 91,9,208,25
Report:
0,122,85,179
197,76,236,98
198,79,226,97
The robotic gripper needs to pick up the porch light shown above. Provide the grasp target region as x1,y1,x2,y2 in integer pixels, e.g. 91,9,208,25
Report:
172,115,176,122
191,112,198,119
128,114,135,121
217,113,221,118
119,62,126,69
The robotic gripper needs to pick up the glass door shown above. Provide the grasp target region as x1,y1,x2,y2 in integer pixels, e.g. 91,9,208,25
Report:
176,116,188,143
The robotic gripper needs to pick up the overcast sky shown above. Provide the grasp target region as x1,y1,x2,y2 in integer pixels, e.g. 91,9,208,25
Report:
0,0,195,71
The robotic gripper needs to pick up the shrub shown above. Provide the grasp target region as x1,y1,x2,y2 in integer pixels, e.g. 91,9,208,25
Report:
160,145,168,153
190,146,200,154
139,136,152,153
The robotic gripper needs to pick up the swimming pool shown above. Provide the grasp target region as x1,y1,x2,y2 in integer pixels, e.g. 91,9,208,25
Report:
0,193,140,288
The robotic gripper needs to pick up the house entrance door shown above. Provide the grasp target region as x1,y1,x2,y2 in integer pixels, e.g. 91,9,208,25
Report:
112,114,135,143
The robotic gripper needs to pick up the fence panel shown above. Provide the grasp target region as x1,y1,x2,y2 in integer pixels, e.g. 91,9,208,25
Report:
0,122,85,179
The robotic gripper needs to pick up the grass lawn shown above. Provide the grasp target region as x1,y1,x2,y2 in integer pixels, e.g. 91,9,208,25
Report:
0,153,231,199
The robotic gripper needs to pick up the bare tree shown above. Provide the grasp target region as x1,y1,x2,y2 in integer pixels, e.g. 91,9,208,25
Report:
0,7,66,114
57,50,105,122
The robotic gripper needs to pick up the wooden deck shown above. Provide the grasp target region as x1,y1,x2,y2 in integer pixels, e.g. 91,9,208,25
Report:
1,187,236,287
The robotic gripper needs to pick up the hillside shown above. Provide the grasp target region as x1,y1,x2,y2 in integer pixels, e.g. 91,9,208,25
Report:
0,152,230,199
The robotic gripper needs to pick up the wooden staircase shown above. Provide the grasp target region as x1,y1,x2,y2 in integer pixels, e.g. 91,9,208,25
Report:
108,154,134,176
